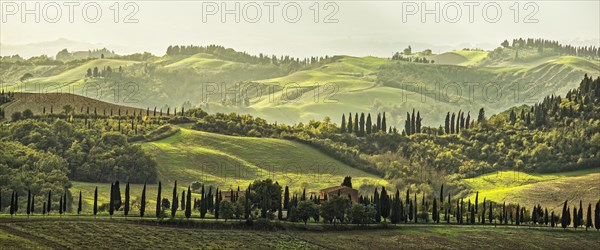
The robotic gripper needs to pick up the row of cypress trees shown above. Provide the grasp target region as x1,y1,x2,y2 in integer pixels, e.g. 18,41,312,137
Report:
2,183,600,231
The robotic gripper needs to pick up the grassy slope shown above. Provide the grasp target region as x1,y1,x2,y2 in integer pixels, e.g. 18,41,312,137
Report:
461,168,600,211
141,128,388,192
0,220,598,249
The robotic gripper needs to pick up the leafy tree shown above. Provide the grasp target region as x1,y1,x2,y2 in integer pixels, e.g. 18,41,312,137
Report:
297,200,318,225
248,179,282,218
341,176,352,188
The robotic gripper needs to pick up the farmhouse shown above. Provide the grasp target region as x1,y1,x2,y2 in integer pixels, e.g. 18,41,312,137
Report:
319,186,359,202
220,189,245,201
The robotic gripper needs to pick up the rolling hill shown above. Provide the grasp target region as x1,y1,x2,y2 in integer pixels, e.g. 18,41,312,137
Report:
460,169,600,211
141,127,388,192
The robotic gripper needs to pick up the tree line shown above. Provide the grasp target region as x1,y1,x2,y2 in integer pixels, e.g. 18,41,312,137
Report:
1,178,599,231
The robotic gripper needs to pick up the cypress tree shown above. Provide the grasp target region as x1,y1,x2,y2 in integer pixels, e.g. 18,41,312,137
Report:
0,190,2,213
26,189,31,216
215,189,220,220
341,114,346,133
43,202,46,215
185,186,192,219
359,113,365,136
201,185,207,219
244,188,250,220
156,181,162,218
475,191,479,221
381,112,387,133
390,189,400,224
171,181,178,218
77,191,82,215
109,183,115,217
380,187,390,222
544,208,549,226
586,203,592,230
124,182,130,217
47,190,51,214
595,201,600,231
140,183,146,217
410,109,416,134
482,198,486,224
284,186,290,210
551,211,555,227
93,187,98,217
9,191,15,216
347,113,353,133
59,194,64,215
366,113,372,134
561,200,568,229
376,113,381,131
63,191,67,213
450,113,455,134
405,112,411,136
414,193,418,223
113,181,122,211
374,188,381,223
353,113,359,135
181,190,186,210
416,111,421,133
578,200,583,228
432,197,438,223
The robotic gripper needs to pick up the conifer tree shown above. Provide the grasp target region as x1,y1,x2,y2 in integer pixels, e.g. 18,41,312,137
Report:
156,181,162,218
381,112,387,133
63,191,67,213
578,200,584,228
341,114,346,133
475,191,479,220
93,187,98,217
366,113,372,134
124,183,130,217
595,201,600,231
586,203,592,230
416,111,421,133
140,183,146,217
390,189,400,224
182,190,186,210
482,198,486,224
405,112,411,136
59,194,63,215
353,113,359,135
185,186,192,219
380,187,390,222
284,186,290,210
573,206,578,229
561,200,568,229
551,211,555,227
215,189,220,220
544,208,549,225
200,185,207,219
10,191,15,216
450,113,456,134
26,189,31,216
78,191,82,215
30,195,34,215
347,113,353,133
171,181,178,218
411,109,416,135
432,197,438,223
376,113,381,131
109,183,115,217
47,190,52,214
359,113,365,136
374,188,381,222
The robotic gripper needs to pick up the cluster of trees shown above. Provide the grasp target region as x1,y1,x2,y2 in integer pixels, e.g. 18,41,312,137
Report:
56,48,117,61
85,65,121,78
2,178,599,232
441,110,473,135
339,112,391,136
391,53,434,64
1,118,158,183
500,38,599,58
165,44,334,68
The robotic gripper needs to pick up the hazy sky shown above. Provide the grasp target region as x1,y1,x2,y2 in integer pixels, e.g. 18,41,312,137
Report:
1,0,599,57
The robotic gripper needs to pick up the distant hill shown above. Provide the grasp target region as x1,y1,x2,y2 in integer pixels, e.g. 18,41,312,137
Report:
2,41,599,127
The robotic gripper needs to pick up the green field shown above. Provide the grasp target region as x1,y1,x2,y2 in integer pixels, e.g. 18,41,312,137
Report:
0,219,598,249
140,128,388,192
461,168,600,211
